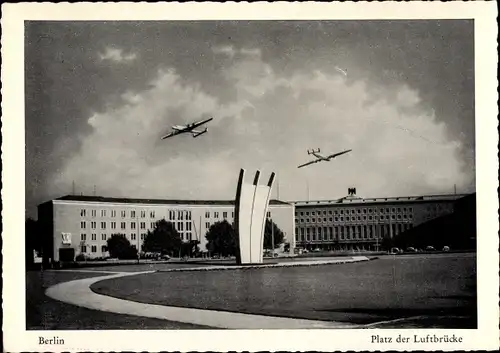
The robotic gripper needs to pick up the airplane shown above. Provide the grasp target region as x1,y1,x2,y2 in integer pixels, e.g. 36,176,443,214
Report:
161,117,213,140
297,148,352,169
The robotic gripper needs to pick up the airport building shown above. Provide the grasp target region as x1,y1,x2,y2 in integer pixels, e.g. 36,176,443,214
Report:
37,189,472,263
293,189,468,251
38,195,295,262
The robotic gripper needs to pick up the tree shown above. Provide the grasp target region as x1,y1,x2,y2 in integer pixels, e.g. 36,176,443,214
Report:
142,219,182,256
107,234,138,259
181,240,201,258
25,218,43,267
263,218,285,250
205,220,238,257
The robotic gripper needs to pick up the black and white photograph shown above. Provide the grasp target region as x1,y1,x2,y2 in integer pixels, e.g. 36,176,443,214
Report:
2,2,499,352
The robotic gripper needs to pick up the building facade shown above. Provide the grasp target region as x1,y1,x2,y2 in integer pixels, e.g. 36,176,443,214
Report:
293,191,468,251
38,195,295,262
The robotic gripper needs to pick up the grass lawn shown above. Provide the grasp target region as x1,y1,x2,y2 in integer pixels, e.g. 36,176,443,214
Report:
91,253,476,328
26,270,209,329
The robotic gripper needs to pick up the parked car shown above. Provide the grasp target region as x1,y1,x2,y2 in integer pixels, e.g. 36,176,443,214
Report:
442,246,450,252
406,247,417,252
425,246,436,251
390,247,400,254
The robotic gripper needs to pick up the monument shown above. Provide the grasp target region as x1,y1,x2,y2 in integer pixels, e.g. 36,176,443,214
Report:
234,169,275,265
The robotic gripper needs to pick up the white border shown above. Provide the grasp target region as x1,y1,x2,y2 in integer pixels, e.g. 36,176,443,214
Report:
2,2,498,351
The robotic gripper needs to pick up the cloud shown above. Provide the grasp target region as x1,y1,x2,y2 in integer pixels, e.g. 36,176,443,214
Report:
51,49,472,202
212,46,262,60
212,45,236,58
98,47,137,63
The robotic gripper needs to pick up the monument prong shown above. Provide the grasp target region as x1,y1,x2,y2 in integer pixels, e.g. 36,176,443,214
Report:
253,170,261,186
268,172,276,188
235,168,275,265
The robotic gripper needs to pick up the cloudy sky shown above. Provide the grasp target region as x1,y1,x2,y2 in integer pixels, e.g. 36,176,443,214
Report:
25,20,475,217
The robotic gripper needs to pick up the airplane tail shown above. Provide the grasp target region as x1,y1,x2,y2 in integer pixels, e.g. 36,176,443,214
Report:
192,128,208,138
307,148,321,155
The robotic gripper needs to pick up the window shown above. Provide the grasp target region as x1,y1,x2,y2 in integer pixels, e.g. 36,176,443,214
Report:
178,222,184,231
101,210,106,217
206,222,210,229
141,233,146,240
169,210,175,220
328,210,333,215
205,211,210,218
323,217,327,222
111,210,116,217
91,245,97,253
81,234,87,241
121,222,126,230
306,212,309,216
131,211,136,218
131,234,136,240
111,222,116,229
131,222,136,229
214,212,219,218
101,245,107,252
223,212,228,218
397,208,401,212
340,217,344,221
91,233,97,241
186,222,192,231
81,221,86,229
81,209,86,217
345,217,349,222
231,212,234,218
91,210,97,217
334,217,339,222
91,221,96,229
312,211,315,216
323,211,327,215
141,210,146,218
178,211,184,220
139,222,145,229
81,245,87,253
300,212,304,216
101,234,107,241
340,210,344,214
150,222,155,228
101,222,106,229
186,211,192,220
392,208,396,212
397,215,402,220
312,218,316,223
150,211,155,218
121,210,126,218
380,215,385,220
267,211,271,218
391,215,396,220
369,216,373,220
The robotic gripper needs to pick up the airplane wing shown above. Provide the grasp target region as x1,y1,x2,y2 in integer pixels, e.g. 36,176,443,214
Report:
326,149,352,160
188,117,213,131
161,131,178,140
297,159,322,169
